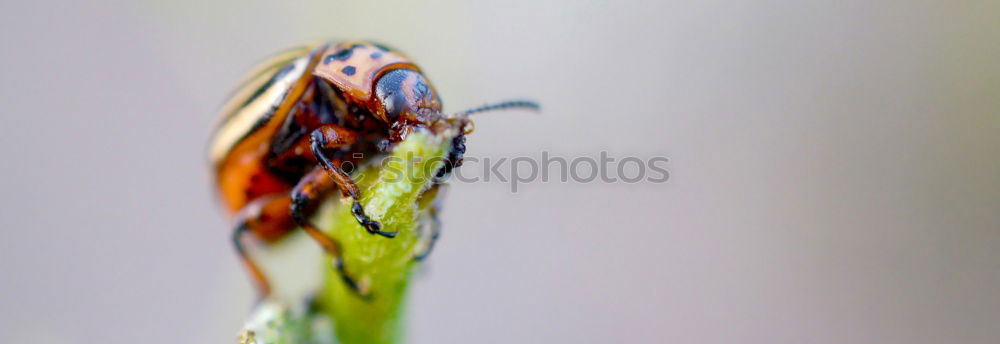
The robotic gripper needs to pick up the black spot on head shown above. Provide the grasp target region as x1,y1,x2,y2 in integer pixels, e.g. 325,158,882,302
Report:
341,66,356,76
370,51,383,59
371,42,392,52
324,49,353,64
415,80,429,98
374,69,410,122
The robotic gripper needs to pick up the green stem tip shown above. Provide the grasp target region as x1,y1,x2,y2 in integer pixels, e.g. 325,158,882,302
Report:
239,130,456,344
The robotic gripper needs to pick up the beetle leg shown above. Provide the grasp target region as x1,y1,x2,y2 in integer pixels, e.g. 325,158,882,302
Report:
309,126,395,238
232,224,270,299
412,206,441,262
413,184,445,261
433,134,466,183
231,194,296,299
291,167,371,299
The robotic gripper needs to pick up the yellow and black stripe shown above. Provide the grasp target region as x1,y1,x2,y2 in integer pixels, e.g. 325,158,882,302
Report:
208,45,318,167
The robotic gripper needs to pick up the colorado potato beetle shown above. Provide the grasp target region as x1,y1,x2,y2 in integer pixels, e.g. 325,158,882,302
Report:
209,40,537,298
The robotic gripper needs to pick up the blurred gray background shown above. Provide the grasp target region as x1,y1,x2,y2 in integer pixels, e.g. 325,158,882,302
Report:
1,0,998,343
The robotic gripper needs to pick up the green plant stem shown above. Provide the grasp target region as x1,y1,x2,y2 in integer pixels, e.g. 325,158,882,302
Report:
312,131,451,344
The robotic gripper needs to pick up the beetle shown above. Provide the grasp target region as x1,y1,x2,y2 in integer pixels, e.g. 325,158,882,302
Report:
209,40,537,299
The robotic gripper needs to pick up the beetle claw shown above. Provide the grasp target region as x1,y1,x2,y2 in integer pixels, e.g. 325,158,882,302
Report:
370,224,396,238
365,220,397,238
351,201,397,238
333,258,372,300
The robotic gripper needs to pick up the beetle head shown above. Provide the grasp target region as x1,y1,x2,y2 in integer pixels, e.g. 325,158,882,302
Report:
374,69,539,139
373,69,442,125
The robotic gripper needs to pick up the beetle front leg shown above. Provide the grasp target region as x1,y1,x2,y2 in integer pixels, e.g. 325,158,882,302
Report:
291,167,371,299
309,126,396,238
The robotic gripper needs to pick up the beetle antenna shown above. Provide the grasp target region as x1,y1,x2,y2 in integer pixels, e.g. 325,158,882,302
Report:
452,99,540,118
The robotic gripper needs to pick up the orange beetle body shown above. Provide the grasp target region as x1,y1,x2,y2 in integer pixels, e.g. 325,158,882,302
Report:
209,40,536,298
